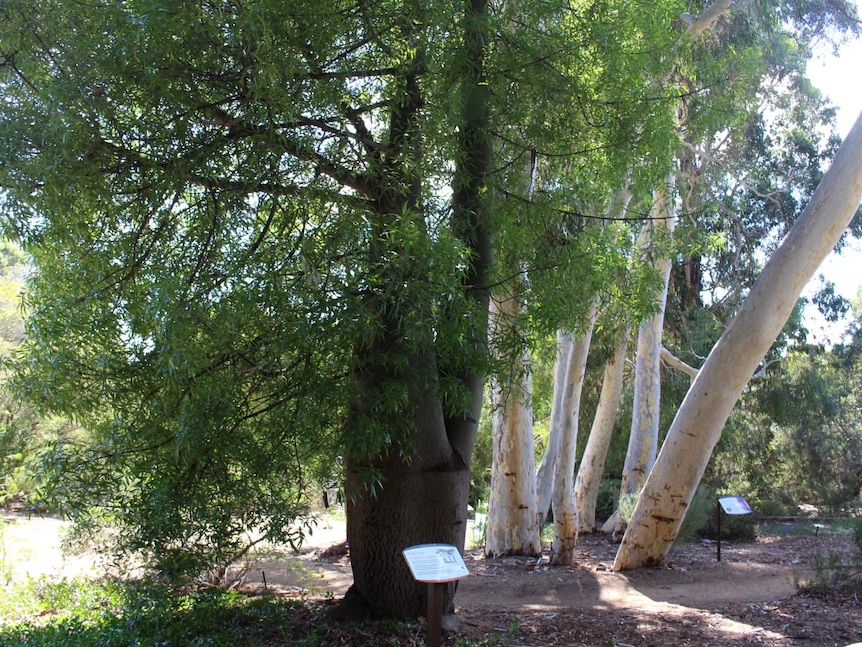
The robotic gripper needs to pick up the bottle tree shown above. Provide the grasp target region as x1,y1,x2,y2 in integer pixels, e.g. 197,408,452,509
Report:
1,0,498,617
0,0,669,615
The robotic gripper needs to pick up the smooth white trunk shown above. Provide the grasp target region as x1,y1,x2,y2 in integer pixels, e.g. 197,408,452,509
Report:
615,185,675,535
486,292,541,557
535,330,572,526
574,326,630,533
660,347,699,382
551,301,598,565
614,109,862,570
608,0,732,543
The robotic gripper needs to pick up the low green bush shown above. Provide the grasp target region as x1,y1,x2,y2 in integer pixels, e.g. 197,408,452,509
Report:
753,498,790,518
676,485,714,543
794,550,862,595
595,479,621,523
0,578,516,646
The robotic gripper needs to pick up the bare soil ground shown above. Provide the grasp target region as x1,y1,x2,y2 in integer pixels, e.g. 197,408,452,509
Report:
3,513,861,646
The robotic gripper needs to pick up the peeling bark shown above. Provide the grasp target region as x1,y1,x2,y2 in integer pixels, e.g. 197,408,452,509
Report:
485,291,541,557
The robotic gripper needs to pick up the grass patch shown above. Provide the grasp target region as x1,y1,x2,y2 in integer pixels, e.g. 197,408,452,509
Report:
0,578,511,646
0,579,308,646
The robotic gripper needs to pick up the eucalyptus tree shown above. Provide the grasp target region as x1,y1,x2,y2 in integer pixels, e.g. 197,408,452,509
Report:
615,108,862,569
485,287,541,557
605,0,860,538
614,1,732,541
573,323,629,533
488,0,683,561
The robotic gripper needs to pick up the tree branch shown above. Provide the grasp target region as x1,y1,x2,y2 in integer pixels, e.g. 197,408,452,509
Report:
660,346,700,382
680,0,734,43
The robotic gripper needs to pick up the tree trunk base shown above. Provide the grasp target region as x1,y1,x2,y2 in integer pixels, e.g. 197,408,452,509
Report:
325,586,373,621
346,455,470,618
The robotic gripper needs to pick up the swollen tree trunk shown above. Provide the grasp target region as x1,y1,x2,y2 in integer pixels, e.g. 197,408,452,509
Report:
485,292,541,557
535,330,572,526
614,109,862,571
551,301,598,565
574,325,630,533
347,382,472,616
616,185,675,537
344,0,492,618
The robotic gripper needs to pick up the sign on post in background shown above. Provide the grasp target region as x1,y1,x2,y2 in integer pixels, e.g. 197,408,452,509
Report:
716,495,752,561
718,496,752,515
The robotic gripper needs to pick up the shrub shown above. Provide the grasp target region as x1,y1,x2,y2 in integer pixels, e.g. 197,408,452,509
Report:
595,479,621,523
677,485,714,543
795,550,862,595
754,497,790,518
617,490,640,525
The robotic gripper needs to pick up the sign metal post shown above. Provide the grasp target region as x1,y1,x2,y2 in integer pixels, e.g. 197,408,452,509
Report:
403,544,470,647
716,496,752,561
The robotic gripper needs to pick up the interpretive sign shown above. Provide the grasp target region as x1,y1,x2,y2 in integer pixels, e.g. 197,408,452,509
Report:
718,496,752,515
402,544,470,583
716,495,753,562
403,544,470,647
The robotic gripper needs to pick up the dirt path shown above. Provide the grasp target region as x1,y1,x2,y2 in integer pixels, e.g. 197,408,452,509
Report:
457,559,798,611
4,513,861,646
245,518,803,610
251,517,861,646
1,512,801,608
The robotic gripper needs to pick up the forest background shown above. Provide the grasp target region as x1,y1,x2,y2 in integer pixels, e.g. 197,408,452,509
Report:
1,0,862,621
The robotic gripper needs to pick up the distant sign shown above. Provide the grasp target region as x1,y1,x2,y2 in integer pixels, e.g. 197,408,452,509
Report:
718,496,752,515
402,544,470,583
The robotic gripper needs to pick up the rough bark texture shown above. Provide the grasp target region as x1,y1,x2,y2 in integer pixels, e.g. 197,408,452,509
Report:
347,450,470,618
574,326,629,533
486,295,541,557
551,302,598,565
613,109,862,571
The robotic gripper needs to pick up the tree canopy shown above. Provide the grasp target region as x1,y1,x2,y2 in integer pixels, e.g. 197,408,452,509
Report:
0,0,859,617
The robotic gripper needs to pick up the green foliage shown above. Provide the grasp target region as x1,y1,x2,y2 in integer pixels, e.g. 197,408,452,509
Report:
0,579,307,646
469,411,493,510
618,489,641,525
794,550,862,596
705,333,862,518
0,0,858,589
0,0,695,584
0,242,72,507
0,577,516,646
675,485,716,543
595,479,621,523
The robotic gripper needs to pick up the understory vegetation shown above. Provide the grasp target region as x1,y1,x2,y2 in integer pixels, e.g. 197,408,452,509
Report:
0,577,517,647
795,517,862,595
